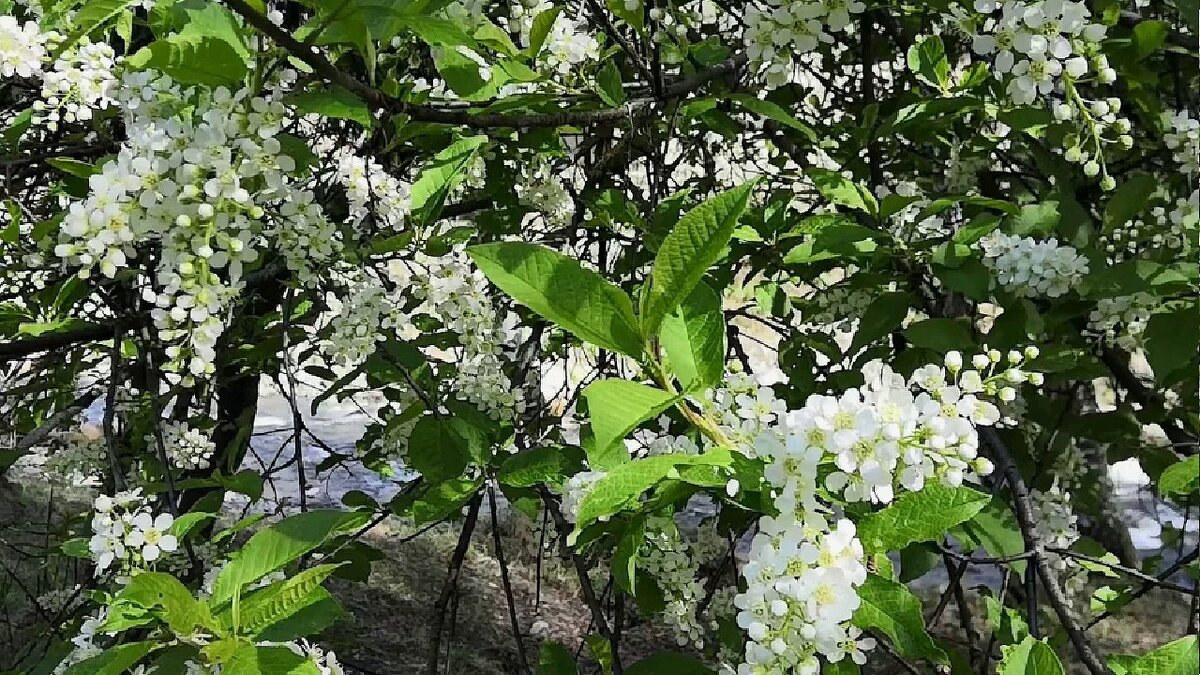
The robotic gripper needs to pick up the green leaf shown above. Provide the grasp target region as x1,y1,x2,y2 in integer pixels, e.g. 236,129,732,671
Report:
114,572,216,637
1111,636,1199,675
583,380,679,470
169,511,216,539
1103,174,1156,234
498,445,586,488
1131,20,1168,60
406,416,473,481
612,516,645,594
409,135,488,224
952,498,1026,575
853,573,947,664
47,158,99,179
858,483,989,553
907,35,950,89
537,641,579,675
660,281,727,392
642,182,755,335
404,477,482,525
985,595,1030,646
1012,202,1060,237
468,242,643,357
255,588,342,643
1158,455,1200,498
625,652,716,674
849,291,912,352
998,636,1065,675
526,6,564,58
63,642,155,675
285,86,373,129
54,0,143,58
730,94,817,141
432,46,494,99
210,510,368,606
902,318,977,353
173,0,251,59
227,564,343,638
1143,303,1199,383
221,644,321,675
597,59,625,106
126,35,248,86
808,168,878,216
573,450,732,534
396,15,478,48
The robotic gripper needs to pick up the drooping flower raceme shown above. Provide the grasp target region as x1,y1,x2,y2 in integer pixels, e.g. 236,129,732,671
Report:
745,0,865,89
979,230,1089,298
1086,293,1156,350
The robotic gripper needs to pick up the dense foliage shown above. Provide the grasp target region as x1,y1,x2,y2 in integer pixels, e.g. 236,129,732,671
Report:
0,0,1197,673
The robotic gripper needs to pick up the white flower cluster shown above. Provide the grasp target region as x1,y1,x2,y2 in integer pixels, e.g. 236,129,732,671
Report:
734,516,874,674
53,608,110,674
560,469,606,523
878,182,950,242
157,421,216,470
516,157,575,228
745,0,865,88
334,149,412,231
1163,110,1200,177
511,0,600,77
979,231,1089,298
88,488,179,574
794,283,875,333
719,352,1044,672
320,267,408,366
33,35,118,130
43,423,106,484
54,72,338,384
640,516,707,647
954,0,1111,101
948,1,1125,186
1085,293,1154,351
0,14,45,78
389,247,528,421
1030,480,1085,591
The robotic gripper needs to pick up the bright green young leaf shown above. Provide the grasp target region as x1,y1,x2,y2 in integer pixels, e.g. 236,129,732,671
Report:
210,510,368,606
1110,636,1199,675
226,563,343,638
660,281,727,391
113,572,216,637
858,483,990,553
573,450,732,534
173,0,250,59
220,643,321,675
985,595,1030,646
807,168,878,216
285,86,373,129
126,35,248,86
907,35,951,89
526,6,564,58
53,0,143,58
642,182,755,335
63,641,156,675
583,379,679,470
1157,455,1199,499
998,636,1065,675
432,47,495,99
468,242,643,357
169,511,216,539
396,15,478,48
853,573,947,664
409,135,488,224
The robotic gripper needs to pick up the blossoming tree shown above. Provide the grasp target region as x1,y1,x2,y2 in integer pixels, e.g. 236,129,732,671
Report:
0,0,1197,673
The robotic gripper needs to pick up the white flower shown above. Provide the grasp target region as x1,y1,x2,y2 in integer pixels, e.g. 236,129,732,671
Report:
0,15,46,79
127,512,178,562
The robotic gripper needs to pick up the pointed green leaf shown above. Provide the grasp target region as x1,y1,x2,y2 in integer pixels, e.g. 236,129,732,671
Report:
583,380,679,470
468,242,643,357
998,636,1065,675
643,182,755,335
660,281,726,391
409,135,488,224
858,484,990,554
853,573,947,664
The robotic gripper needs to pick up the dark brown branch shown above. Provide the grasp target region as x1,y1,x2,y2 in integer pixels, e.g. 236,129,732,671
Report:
426,491,483,675
488,484,531,675
981,428,1112,675
14,388,102,452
